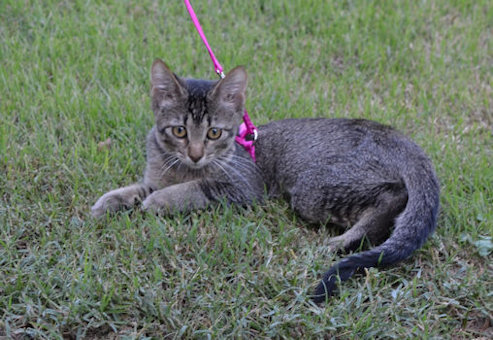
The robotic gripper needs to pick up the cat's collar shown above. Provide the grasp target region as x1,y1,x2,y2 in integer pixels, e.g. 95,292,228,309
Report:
236,122,257,162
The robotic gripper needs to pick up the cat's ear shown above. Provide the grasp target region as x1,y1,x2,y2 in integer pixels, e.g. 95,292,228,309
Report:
210,66,247,111
150,59,186,111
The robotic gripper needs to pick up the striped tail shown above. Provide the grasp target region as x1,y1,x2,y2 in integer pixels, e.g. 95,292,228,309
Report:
312,162,440,303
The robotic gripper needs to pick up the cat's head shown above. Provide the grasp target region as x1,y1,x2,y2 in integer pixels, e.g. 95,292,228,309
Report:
150,58,247,169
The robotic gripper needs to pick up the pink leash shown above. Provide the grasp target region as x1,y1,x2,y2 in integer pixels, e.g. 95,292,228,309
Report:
183,0,258,161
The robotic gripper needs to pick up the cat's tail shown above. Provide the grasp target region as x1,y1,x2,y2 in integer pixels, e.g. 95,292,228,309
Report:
312,159,440,303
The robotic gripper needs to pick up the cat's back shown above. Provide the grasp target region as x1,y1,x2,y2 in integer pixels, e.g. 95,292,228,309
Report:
255,118,429,195
256,118,410,161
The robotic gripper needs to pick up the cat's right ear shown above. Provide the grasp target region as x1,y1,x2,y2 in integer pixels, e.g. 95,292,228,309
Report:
210,66,247,114
150,59,186,112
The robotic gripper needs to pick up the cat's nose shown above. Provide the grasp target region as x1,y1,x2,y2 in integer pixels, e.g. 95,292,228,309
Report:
188,144,204,163
189,154,202,163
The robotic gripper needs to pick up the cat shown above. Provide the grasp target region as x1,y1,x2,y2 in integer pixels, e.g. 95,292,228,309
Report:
91,59,440,303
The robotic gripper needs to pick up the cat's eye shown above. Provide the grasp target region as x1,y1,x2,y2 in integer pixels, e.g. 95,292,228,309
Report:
172,126,187,138
207,127,222,140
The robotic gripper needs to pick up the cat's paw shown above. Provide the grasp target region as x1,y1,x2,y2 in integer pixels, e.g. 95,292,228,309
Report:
326,235,347,253
142,193,167,214
91,192,126,218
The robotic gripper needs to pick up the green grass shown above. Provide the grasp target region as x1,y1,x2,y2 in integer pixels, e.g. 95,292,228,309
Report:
1,0,492,338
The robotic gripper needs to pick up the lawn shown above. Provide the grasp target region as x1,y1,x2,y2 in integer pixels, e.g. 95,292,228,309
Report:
1,0,491,338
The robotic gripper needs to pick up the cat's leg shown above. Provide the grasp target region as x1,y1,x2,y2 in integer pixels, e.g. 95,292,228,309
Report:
91,183,152,217
326,209,385,252
142,179,256,214
327,189,408,252
142,180,210,214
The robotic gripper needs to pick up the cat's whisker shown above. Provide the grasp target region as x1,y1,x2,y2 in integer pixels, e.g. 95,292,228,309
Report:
159,159,177,175
213,159,234,182
230,157,258,172
160,158,180,177
159,154,178,170
225,156,261,176
215,154,251,171
175,161,186,177
218,159,251,189
227,154,261,173
223,159,252,175
211,160,235,184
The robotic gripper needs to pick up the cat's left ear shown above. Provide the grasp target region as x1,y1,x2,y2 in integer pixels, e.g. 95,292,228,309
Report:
210,66,247,112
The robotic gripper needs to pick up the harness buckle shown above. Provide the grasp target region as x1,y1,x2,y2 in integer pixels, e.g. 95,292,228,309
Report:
252,128,258,141
216,70,225,79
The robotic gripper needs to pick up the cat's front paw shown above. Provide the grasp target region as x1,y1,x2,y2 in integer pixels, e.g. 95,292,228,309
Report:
91,191,127,218
142,182,207,215
142,192,167,214
91,184,149,217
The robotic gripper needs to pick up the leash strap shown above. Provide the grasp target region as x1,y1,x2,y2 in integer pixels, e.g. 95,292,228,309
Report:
183,0,224,78
183,0,257,161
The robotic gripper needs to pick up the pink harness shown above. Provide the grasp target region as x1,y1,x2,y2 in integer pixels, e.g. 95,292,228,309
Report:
183,0,258,161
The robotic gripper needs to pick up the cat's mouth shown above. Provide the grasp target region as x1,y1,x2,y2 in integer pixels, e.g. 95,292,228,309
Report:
183,156,209,170
187,162,205,170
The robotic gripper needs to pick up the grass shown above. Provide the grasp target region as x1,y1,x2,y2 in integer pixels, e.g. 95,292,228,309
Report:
0,0,491,338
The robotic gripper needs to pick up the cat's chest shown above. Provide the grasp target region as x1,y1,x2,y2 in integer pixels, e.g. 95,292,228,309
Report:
149,166,206,188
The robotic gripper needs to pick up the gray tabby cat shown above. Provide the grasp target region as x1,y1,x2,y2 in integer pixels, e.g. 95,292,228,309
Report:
92,59,440,303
